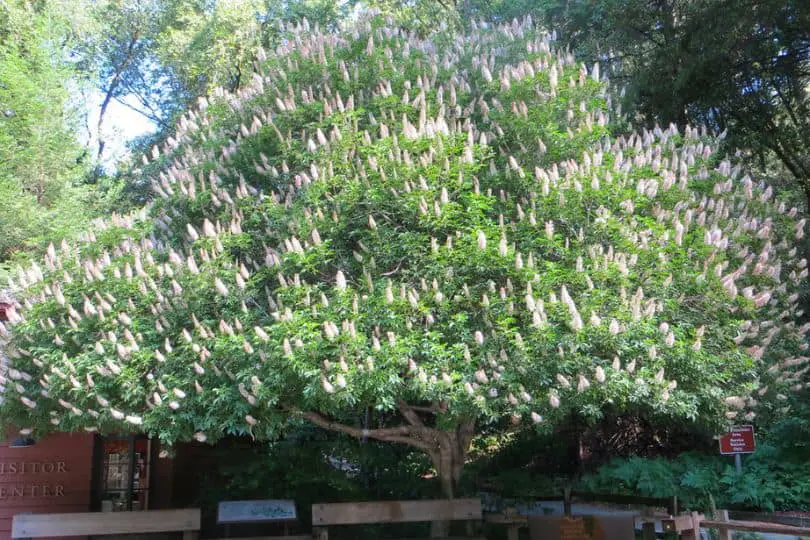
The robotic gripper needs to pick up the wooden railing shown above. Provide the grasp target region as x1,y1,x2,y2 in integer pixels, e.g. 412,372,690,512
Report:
481,488,679,517
484,491,810,540
11,508,201,539
15,500,810,540
665,510,810,539
311,498,484,540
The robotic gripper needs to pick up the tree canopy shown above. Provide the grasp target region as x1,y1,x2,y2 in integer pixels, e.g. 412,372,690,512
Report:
1,16,807,498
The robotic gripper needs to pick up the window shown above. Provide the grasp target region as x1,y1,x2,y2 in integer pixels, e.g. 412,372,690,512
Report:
99,435,152,511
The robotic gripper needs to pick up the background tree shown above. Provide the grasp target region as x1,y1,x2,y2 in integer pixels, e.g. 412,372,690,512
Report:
80,0,349,165
1,16,807,511
356,0,810,208
0,0,98,275
531,0,810,206
157,0,348,96
94,0,348,205
76,0,203,161
351,0,461,35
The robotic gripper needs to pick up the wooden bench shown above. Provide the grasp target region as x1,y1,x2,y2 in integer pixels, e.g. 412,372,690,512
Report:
11,508,201,539
311,499,483,540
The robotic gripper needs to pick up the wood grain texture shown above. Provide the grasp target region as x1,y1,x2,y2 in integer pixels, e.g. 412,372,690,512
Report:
210,536,313,540
393,537,485,540
716,510,731,540
311,499,482,526
0,432,94,539
701,518,810,536
11,508,200,538
677,512,703,540
151,445,175,509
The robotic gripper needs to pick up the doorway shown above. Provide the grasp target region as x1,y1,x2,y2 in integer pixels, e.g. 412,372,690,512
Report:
95,435,154,511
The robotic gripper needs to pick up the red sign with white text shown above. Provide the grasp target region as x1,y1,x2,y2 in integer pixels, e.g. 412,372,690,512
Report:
719,425,756,455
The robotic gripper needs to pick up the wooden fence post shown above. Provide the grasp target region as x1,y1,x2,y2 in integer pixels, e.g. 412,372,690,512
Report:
717,510,731,540
688,511,702,540
675,512,703,540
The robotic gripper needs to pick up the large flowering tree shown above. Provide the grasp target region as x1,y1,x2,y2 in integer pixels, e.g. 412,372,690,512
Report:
1,17,807,499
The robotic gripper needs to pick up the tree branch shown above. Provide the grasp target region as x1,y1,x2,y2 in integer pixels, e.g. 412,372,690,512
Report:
300,410,434,452
117,75,172,127
97,31,141,159
398,400,425,426
434,0,453,12
772,84,808,140
456,418,476,456
410,404,442,414
112,95,168,128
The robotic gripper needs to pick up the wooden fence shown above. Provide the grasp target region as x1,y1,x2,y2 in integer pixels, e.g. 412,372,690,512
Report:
484,488,810,539
481,488,679,516
667,510,810,539
12,494,810,539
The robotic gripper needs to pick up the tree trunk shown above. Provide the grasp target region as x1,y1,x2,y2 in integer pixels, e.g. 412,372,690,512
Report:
97,32,141,161
432,434,466,499
430,443,460,537
428,421,475,537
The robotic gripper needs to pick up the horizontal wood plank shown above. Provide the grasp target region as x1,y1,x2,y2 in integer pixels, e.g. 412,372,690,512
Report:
312,499,481,526
211,536,312,540
11,508,201,537
394,537,486,540
570,491,672,507
485,514,528,525
701,518,810,536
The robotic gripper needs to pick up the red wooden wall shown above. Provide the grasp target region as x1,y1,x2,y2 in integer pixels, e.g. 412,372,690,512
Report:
0,432,94,540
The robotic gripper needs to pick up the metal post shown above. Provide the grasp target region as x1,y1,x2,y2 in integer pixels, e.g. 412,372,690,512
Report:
734,453,742,473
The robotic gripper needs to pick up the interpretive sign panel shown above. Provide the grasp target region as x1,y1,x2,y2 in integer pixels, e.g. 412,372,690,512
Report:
217,499,297,524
